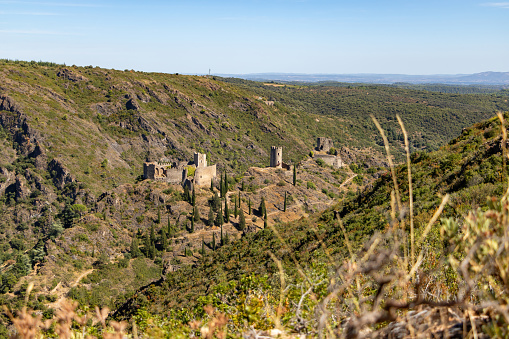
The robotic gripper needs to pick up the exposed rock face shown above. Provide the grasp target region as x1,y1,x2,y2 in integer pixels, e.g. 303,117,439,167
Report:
48,158,75,190
15,175,31,201
0,94,20,113
126,98,140,111
56,68,89,82
28,143,47,170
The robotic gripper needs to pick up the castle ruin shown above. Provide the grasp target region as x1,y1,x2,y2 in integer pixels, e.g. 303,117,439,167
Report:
143,152,216,187
316,137,333,153
313,137,345,168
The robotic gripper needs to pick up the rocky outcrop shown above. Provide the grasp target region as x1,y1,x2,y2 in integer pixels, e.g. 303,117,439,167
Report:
0,96,43,156
48,158,75,190
0,94,20,113
56,68,89,82
15,175,31,201
126,98,140,111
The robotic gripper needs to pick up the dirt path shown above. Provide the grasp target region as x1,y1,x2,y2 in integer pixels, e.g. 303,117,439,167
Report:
340,174,357,188
47,269,94,310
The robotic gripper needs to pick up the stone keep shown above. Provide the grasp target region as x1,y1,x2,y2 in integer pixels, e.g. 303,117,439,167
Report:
317,137,333,152
270,146,283,168
194,152,207,168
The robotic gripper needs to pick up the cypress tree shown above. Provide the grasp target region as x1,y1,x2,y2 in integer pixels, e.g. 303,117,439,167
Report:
208,205,214,226
221,224,224,246
157,208,161,224
144,233,151,257
184,185,190,203
192,187,196,206
248,198,252,215
259,197,266,216
212,191,220,212
284,191,287,212
241,181,245,191
161,228,168,251
193,205,200,221
239,208,246,231
224,172,228,194
234,197,238,218
224,198,229,223
215,205,224,226
130,236,141,258
191,217,195,233
202,238,205,255
210,177,214,192
219,173,224,197
264,209,268,229
150,225,156,246
224,232,229,245
167,217,173,238
212,233,216,251
293,164,297,186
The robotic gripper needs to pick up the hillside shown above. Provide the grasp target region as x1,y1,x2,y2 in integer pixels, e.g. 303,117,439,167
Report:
1,60,509,337
110,112,509,337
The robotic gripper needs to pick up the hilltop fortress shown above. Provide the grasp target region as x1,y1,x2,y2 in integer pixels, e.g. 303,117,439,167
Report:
143,137,343,186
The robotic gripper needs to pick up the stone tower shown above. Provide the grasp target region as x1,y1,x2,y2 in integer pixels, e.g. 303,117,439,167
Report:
316,137,333,152
194,152,207,168
270,146,283,168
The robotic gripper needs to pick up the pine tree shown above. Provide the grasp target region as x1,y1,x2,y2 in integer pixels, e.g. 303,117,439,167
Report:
193,205,200,221
161,228,168,252
191,217,195,233
208,205,214,226
293,164,297,186
239,208,246,231
248,198,252,215
224,198,229,223
234,197,238,218
284,191,287,212
264,209,268,229
212,233,216,250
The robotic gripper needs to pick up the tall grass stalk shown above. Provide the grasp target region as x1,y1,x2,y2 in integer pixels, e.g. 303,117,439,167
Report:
397,115,415,267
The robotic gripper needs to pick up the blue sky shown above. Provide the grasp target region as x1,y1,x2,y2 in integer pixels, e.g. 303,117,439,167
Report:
0,0,508,74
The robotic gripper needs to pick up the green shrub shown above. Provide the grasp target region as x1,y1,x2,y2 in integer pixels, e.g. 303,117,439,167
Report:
307,181,316,190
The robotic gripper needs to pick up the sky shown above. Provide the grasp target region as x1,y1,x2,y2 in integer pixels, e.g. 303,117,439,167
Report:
0,0,508,75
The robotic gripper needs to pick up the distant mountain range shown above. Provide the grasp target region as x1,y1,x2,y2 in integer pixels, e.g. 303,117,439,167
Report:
218,71,509,85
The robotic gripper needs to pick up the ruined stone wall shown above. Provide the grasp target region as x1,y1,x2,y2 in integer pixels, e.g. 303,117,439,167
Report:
194,164,216,186
166,168,184,184
314,154,344,168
